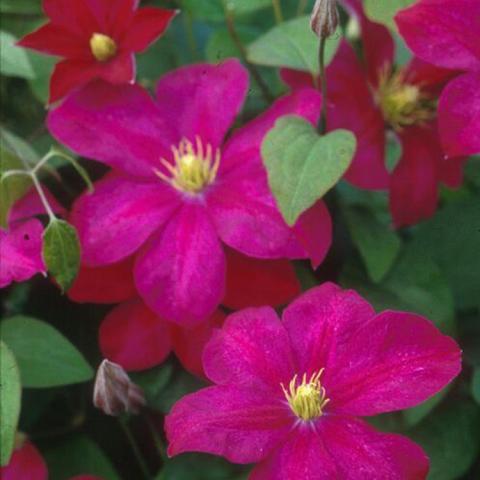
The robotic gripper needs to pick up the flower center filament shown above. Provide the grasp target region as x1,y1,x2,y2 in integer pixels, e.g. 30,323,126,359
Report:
154,137,221,194
282,370,329,421
377,67,435,131
90,33,117,62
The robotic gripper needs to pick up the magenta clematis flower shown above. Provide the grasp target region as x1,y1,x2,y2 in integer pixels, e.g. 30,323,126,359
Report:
18,0,176,103
47,59,332,326
282,0,466,227
166,283,462,479
396,0,480,158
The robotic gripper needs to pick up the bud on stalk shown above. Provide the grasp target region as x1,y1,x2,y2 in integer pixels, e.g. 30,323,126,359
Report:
311,0,339,39
93,359,145,416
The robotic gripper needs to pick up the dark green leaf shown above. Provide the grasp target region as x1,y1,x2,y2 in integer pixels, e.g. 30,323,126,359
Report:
364,0,416,30
262,116,356,225
0,30,35,79
205,27,258,63
402,388,450,427
0,0,42,14
42,219,81,292
0,341,21,466
473,368,480,405
0,316,93,388
248,16,340,74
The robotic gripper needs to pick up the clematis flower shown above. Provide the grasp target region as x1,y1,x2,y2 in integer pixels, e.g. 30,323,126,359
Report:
68,250,300,377
396,0,480,158
47,59,331,326
18,0,177,103
166,283,462,479
282,0,465,227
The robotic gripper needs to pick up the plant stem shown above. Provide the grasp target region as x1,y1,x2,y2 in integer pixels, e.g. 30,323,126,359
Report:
318,36,328,135
223,2,274,104
118,417,150,480
144,413,168,463
30,171,56,221
272,0,283,23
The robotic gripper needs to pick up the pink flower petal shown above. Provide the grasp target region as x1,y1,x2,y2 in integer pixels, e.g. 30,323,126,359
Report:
327,42,389,189
70,174,179,266
292,200,332,269
0,441,48,480
165,385,291,463
9,187,65,224
203,307,295,391
281,283,375,378
134,203,225,326
155,59,248,152
122,7,177,52
390,125,442,228
223,248,300,310
395,0,480,72
68,257,136,304
99,298,171,371
170,309,226,378
438,73,480,157
279,69,315,90
327,311,461,416
48,80,174,178
0,219,45,288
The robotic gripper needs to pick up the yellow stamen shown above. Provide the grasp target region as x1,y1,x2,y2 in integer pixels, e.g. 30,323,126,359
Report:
376,66,435,131
90,33,117,62
154,136,221,194
281,370,329,421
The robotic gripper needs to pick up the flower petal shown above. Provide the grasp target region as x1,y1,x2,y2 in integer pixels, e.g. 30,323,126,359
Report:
395,0,480,72
390,125,442,228
165,385,291,463
0,220,45,288
438,73,480,157
97,52,135,84
122,7,177,52
281,283,375,378
0,440,48,480
203,307,295,390
223,248,300,310
68,257,136,304
170,309,226,378
9,187,65,224
43,0,100,35
327,311,461,416
279,69,315,90
155,59,248,151
70,174,179,266
134,203,225,326
327,42,389,189
48,80,174,178
85,0,136,34
99,299,171,371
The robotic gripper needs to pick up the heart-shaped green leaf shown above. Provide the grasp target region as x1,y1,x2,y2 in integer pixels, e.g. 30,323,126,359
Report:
262,115,356,225
365,0,416,30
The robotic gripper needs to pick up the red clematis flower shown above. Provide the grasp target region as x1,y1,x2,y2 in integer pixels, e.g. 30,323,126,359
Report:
282,0,466,227
18,0,176,103
396,0,480,158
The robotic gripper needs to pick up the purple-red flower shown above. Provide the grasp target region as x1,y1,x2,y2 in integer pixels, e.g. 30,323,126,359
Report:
48,59,332,326
166,283,461,479
282,0,465,227
18,0,176,103
396,0,480,158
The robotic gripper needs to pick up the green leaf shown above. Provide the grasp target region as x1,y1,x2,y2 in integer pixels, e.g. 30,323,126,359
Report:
49,146,93,192
247,16,341,74
0,0,41,14
343,206,402,283
0,341,21,466
1,127,41,166
44,435,120,480
364,0,416,30
473,368,480,405
0,316,93,388
385,131,402,173
0,30,35,79
409,401,480,480
206,27,258,63
262,116,356,225
42,219,81,292
402,387,450,427
182,0,271,21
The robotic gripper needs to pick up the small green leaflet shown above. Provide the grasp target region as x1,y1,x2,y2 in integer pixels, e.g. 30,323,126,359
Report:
364,0,416,30
0,30,35,79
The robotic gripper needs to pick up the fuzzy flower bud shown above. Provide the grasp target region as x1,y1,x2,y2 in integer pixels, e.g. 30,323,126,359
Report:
93,359,145,416
311,0,339,39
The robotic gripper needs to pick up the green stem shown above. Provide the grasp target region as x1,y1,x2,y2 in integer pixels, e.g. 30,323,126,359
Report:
144,414,168,463
30,171,56,221
318,36,328,135
272,0,283,23
223,1,274,104
118,417,150,480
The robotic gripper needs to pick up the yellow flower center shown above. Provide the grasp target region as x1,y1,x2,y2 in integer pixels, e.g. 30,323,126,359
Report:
90,33,117,62
154,137,221,194
282,370,329,421
376,67,435,131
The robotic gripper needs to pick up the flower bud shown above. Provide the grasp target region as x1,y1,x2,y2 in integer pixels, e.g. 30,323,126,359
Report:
93,359,145,416
311,0,339,39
